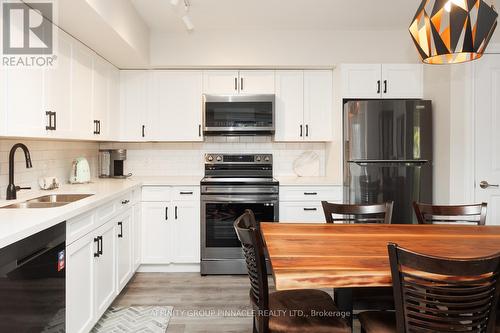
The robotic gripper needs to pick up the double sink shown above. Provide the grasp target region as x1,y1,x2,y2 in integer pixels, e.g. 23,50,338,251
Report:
1,194,93,209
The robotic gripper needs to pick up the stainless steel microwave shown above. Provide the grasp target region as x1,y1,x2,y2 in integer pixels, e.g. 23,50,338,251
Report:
203,94,275,136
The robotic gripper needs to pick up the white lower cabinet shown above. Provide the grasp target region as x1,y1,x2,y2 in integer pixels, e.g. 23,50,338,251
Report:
133,203,142,270
141,186,200,265
116,210,133,292
94,221,117,319
279,185,342,223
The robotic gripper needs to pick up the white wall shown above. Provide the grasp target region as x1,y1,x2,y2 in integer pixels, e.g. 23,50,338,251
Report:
0,140,99,200
150,29,419,68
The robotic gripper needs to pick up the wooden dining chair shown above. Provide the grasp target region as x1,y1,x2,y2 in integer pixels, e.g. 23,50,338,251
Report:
359,243,500,333
234,210,351,333
413,202,488,225
321,201,394,224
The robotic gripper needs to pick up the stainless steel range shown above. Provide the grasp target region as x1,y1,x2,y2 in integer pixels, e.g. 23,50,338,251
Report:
201,153,279,275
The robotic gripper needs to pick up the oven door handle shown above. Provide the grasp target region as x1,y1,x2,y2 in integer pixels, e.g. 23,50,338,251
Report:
202,195,278,203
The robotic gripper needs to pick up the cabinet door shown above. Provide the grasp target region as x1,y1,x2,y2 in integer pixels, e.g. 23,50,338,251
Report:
202,70,239,94
341,64,382,99
66,232,96,333
44,31,73,138
0,66,4,135
279,202,326,223
381,64,423,99
120,70,149,141
149,71,203,141
116,210,133,292
94,221,117,319
4,67,46,137
274,70,304,141
92,56,110,139
239,70,275,94
133,203,142,270
304,70,333,141
71,41,94,139
172,201,200,263
141,202,172,264
108,66,121,140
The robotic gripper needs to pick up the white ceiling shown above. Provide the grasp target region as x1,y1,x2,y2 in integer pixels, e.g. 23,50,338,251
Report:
131,0,417,32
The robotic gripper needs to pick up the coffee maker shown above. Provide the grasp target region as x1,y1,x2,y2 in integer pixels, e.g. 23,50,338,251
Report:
99,149,132,178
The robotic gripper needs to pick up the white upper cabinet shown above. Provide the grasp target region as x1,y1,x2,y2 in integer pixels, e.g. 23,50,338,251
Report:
202,70,239,94
341,64,382,99
381,64,423,99
92,56,110,139
274,71,304,141
203,70,275,94
44,31,73,138
120,70,150,141
107,66,121,140
149,71,203,141
274,70,333,142
304,70,333,141
71,41,94,139
341,64,423,99
239,70,275,94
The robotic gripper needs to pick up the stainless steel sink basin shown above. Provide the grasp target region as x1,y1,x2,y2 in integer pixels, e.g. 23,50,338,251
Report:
1,194,93,209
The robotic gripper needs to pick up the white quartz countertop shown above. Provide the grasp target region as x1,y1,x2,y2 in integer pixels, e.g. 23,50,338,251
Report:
0,179,142,250
276,176,342,186
137,176,202,186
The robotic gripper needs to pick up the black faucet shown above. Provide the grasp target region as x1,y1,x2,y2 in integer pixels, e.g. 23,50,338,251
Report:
6,143,33,200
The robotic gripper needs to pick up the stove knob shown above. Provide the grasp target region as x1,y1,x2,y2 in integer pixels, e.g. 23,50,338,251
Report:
207,155,214,162
256,156,262,162
264,156,270,162
216,155,222,162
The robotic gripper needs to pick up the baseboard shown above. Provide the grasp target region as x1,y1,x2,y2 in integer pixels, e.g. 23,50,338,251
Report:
137,263,201,273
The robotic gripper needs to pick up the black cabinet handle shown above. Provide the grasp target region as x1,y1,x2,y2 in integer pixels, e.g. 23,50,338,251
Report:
94,237,100,257
305,124,309,137
46,111,52,130
142,125,145,138
304,208,318,211
121,199,130,205
383,80,387,94
93,120,98,134
118,222,123,238
199,124,202,137
300,125,303,137
304,192,318,195
180,191,193,195
240,77,244,91
175,206,178,220
97,120,101,134
52,112,56,130
377,80,381,94
234,77,238,91
97,236,103,256
165,207,168,220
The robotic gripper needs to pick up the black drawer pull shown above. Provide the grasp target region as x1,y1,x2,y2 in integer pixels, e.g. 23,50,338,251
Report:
179,191,193,195
121,199,130,205
94,237,100,257
304,192,318,195
304,208,317,211
175,206,178,220
98,236,103,256
165,207,168,220
118,222,123,238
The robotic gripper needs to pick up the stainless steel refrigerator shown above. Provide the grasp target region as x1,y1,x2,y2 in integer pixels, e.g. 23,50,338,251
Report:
344,100,433,224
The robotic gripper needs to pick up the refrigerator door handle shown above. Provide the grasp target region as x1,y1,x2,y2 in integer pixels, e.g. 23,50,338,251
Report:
350,160,429,167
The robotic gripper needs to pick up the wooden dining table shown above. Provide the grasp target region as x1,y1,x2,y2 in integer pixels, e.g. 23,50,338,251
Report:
260,222,500,315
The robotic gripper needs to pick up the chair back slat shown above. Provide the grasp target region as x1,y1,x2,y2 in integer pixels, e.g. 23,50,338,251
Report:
321,201,394,224
413,202,488,225
233,210,269,331
388,243,500,333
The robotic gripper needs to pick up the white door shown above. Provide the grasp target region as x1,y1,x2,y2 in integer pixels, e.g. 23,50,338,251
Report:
381,64,423,99
141,202,172,264
239,70,275,94
304,70,333,141
94,221,117,318
341,64,382,99
279,202,326,223
171,201,200,263
202,70,239,94
116,211,133,291
71,41,94,139
4,67,46,137
132,203,142,270
108,66,121,140
92,56,110,139
274,70,304,141
44,31,73,138
149,71,203,141
66,232,95,333
475,54,500,225
120,70,149,141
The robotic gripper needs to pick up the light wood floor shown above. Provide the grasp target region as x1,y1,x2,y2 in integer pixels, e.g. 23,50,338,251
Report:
113,272,361,333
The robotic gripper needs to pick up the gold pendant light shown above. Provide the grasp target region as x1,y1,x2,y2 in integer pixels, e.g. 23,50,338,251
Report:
409,0,498,64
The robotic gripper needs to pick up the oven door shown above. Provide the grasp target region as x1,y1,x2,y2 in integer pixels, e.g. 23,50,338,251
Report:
203,94,275,135
201,194,279,260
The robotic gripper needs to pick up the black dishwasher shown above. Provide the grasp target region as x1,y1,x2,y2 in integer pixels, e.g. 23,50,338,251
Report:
0,222,66,332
